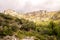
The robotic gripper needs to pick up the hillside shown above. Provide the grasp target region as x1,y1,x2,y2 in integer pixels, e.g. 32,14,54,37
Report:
4,9,60,22
0,10,60,40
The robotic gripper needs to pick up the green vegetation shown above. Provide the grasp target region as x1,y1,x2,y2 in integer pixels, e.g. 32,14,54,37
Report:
0,13,60,40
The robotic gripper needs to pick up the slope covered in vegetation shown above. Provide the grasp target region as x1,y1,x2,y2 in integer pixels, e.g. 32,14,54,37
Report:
0,13,60,40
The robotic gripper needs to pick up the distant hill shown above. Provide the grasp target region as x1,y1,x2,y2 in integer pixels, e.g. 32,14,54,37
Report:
4,9,60,22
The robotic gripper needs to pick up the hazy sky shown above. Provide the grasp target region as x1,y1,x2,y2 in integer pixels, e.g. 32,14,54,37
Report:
0,0,60,12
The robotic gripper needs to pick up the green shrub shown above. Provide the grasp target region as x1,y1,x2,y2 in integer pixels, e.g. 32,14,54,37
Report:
20,21,36,31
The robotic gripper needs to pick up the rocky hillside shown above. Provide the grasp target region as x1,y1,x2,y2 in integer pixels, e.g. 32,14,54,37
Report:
0,10,60,40
4,9,60,22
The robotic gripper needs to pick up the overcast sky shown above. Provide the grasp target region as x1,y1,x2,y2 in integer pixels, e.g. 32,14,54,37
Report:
0,0,60,12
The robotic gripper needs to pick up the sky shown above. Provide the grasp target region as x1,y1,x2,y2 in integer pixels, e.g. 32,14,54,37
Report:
0,0,60,12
